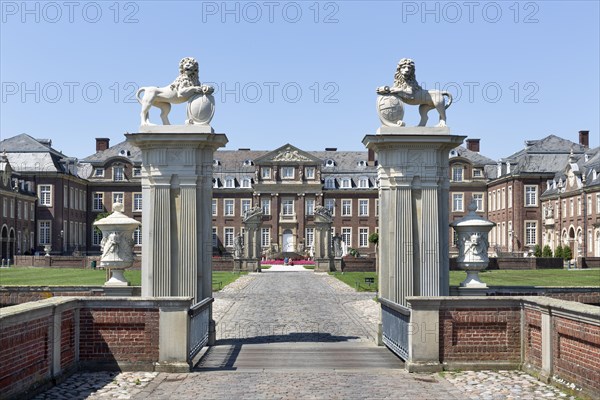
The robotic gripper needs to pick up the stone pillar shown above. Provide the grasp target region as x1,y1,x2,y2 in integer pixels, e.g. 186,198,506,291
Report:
363,127,465,306
126,127,228,303
242,207,263,272
313,206,334,272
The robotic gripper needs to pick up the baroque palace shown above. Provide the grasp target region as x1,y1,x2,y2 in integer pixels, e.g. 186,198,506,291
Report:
0,130,598,261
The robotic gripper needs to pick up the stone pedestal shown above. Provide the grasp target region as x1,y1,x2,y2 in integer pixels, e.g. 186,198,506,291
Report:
242,207,263,272
363,127,465,306
126,128,228,302
313,207,334,272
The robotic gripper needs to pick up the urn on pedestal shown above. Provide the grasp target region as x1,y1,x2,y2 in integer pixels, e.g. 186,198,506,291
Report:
450,201,495,289
93,203,141,286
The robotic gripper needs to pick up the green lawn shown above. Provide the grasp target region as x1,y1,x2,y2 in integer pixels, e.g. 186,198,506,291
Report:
330,269,600,292
0,268,247,292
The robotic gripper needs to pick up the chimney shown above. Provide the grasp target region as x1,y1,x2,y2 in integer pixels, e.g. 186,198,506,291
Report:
579,130,589,147
466,138,480,152
325,147,337,151
368,148,375,163
96,138,110,152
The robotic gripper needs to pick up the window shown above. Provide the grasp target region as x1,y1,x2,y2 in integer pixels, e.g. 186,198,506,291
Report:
133,227,142,245
24,202,28,220
93,193,104,211
241,177,252,188
241,199,251,215
342,199,352,216
261,167,271,179
453,193,464,212
508,186,512,208
488,193,493,212
324,177,336,189
282,167,294,179
325,159,335,167
2,198,6,217
597,194,600,213
225,177,235,188
587,196,592,216
212,199,217,216
305,199,315,216
305,167,315,179
473,168,483,178
224,227,234,247
133,167,142,177
359,199,369,216
17,201,21,219
282,199,294,216
133,193,142,212
570,199,574,216
472,193,484,212
261,228,271,248
113,166,124,182
213,178,219,188
376,199,379,216
92,228,103,246
525,221,537,246
113,192,124,205
359,227,369,247
341,178,352,189
577,198,582,216
325,199,335,215
64,185,68,207
38,221,51,245
342,227,352,247
452,166,463,182
358,177,369,189
224,199,234,216
9,199,14,218
563,200,567,217
501,188,505,209
261,198,271,215
70,187,74,209
524,185,537,206
94,168,104,177
305,227,314,247
30,204,34,221
496,190,501,210
39,185,52,206
212,227,217,248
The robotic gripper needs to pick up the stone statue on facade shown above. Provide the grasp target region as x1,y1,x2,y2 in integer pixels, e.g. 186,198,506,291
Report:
136,57,215,126
376,58,453,127
233,233,244,259
314,205,333,222
243,206,263,223
332,234,343,258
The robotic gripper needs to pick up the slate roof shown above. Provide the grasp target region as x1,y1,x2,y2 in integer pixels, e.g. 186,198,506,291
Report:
0,133,70,173
450,145,496,166
540,146,600,197
81,140,142,164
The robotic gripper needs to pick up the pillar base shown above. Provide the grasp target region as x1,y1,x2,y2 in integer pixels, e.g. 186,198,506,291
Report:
405,361,443,373
314,258,334,272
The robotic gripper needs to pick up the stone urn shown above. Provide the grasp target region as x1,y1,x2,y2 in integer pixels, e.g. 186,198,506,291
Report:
93,203,141,286
376,92,405,127
186,93,215,125
44,245,52,257
450,201,495,288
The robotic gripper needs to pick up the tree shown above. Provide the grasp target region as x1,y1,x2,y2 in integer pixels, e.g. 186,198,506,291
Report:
554,245,563,259
534,244,542,257
368,232,379,246
542,245,553,258
562,246,572,260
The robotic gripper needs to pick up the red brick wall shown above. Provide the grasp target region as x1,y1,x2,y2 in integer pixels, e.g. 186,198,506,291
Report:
0,316,52,399
1,288,104,307
341,257,375,272
79,308,159,363
524,309,542,369
61,310,76,371
553,316,600,394
439,307,521,362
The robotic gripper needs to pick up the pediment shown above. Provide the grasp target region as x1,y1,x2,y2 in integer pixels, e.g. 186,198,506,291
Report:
254,144,321,164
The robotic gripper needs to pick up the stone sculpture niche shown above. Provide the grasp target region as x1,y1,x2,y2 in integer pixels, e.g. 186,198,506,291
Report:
136,57,215,126
376,58,453,128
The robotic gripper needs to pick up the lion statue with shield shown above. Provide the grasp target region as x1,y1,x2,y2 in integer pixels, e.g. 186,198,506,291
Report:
376,58,452,128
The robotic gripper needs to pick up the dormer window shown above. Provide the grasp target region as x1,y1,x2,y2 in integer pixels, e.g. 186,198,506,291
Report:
449,150,457,157
213,178,219,188
325,159,335,168
358,177,369,188
113,166,124,182
473,168,483,178
357,160,367,167
305,167,315,179
324,177,336,189
94,168,104,177
225,176,235,188
261,167,271,179
281,167,294,179
241,177,252,188
243,159,254,166
452,165,464,182
133,167,141,177
213,159,221,166
592,170,597,180
341,177,352,189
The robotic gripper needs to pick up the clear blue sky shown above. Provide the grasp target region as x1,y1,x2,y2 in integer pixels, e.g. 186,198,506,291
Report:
1,1,598,160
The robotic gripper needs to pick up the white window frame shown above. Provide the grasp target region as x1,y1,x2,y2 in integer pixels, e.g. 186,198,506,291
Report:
261,167,271,179
93,192,104,211
508,186,513,208
133,193,142,212
133,167,142,177
224,227,234,247
2,198,6,217
341,199,352,216
359,199,369,216
282,198,294,216
359,227,369,248
281,166,295,179
341,227,352,248
212,227,218,248
358,177,369,189
325,199,335,215
305,199,315,216
324,177,336,189
113,165,125,182
473,168,483,178
261,198,271,215
224,177,235,188
38,220,51,245
241,177,252,188
224,199,235,216
525,221,537,246
524,185,538,207
212,198,217,216
24,201,29,220
38,185,52,207
305,167,315,179
9,199,14,218
472,193,484,212
261,227,271,248
305,227,314,247
92,228,103,246
241,199,251,215
501,188,506,209
112,192,124,205
94,168,105,177
341,178,352,189
133,226,142,246
453,193,464,212
30,203,35,221
63,185,68,207
577,198,582,216
452,165,464,182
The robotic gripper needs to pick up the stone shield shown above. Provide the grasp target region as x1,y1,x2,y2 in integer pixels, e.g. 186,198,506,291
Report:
376,94,404,127
186,93,215,125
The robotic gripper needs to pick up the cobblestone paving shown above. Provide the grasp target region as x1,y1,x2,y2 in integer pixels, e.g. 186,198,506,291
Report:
35,271,576,399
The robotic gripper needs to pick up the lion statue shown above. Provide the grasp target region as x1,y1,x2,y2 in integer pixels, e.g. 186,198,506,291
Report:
136,57,214,126
376,58,452,127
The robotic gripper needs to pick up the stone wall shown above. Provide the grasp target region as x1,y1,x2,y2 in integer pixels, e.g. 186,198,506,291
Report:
0,297,193,400
450,257,564,270
212,257,233,271
406,296,600,399
341,257,375,272
0,286,142,307
12,255,142,269
580,257,600,268
449,287,600,306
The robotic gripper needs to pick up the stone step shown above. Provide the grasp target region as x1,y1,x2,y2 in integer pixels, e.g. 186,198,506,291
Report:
195,342,404,371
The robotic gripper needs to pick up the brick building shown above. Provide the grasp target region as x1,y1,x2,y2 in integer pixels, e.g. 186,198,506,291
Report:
539,131,600,258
